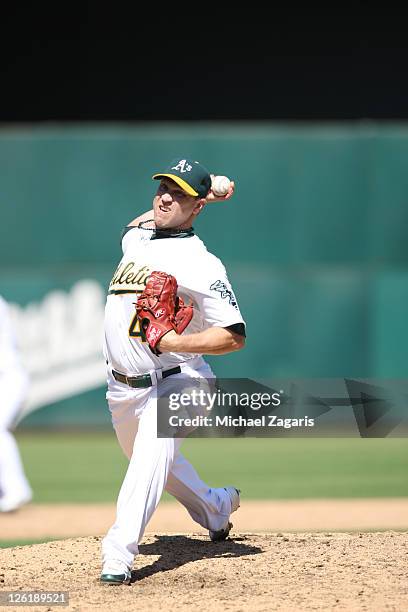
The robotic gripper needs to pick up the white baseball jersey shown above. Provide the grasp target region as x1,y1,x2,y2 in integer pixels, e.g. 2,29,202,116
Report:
103,225,245,375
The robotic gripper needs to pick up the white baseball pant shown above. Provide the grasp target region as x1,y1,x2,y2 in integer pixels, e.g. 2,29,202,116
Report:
102,359,233,568
0,368,32,503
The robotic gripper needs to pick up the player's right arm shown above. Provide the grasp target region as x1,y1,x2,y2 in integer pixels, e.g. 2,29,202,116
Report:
126,178,234,227
128,210,154,226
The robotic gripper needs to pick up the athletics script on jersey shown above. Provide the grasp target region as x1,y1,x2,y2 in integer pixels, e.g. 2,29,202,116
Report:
108,261,151,294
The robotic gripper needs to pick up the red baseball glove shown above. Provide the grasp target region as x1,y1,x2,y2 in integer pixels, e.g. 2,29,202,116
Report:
136,271,193,355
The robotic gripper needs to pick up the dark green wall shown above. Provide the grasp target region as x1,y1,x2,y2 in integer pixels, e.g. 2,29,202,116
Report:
2,123,407,399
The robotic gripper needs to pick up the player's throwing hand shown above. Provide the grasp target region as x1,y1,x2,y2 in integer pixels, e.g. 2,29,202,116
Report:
206,177,235,203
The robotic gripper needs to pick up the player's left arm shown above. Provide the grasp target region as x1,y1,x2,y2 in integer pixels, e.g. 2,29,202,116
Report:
157,325,245,355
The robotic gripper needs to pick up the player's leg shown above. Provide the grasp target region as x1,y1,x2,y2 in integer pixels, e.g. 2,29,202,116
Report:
0,374,32,511
0,430,32,510
162,364,240,533
165,448,239,533
105,388,145,461
102,387,178,570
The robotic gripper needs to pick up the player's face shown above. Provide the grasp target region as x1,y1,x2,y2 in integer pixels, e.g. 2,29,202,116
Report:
153,178,204,229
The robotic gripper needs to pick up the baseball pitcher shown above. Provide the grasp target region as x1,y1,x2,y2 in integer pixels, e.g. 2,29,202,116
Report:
0,296,32,512
100,158,245,584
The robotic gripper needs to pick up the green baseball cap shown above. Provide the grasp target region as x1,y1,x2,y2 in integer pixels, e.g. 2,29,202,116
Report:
152,157,212,198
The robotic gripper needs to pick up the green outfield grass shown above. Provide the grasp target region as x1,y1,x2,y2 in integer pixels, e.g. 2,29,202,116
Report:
14,432,408,503
0,538,58,549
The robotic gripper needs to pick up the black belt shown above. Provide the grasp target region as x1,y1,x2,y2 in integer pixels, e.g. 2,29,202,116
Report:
112,366,182,388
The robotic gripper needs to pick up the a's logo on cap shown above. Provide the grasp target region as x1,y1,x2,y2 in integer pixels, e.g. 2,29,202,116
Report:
171,159,192,173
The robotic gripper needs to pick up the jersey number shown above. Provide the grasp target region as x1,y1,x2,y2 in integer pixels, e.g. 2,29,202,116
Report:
129,290,147,341
128,313,147,341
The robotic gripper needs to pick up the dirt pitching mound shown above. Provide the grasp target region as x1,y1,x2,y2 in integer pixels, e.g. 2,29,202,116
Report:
3,498,408,540
1,532,407,611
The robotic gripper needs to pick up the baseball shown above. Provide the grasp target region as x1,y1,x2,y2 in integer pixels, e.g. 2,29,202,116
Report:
212,175,231,196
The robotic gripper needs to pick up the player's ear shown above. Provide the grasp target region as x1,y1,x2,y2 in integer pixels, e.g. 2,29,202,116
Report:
192,198,206,216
